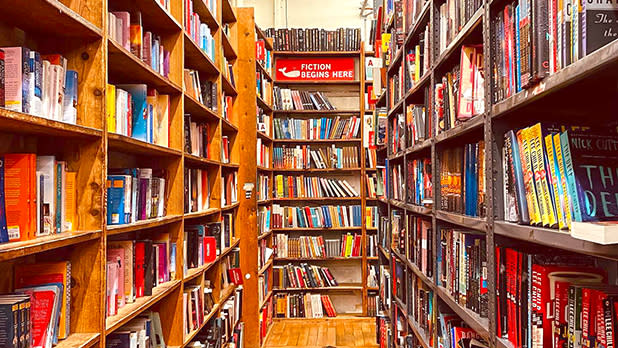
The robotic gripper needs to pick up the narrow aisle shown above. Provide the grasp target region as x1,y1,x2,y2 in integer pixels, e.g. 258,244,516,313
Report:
263,318,379,348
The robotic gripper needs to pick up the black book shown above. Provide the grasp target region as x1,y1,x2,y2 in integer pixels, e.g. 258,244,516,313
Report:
184,114,192,153
107,331,132,348
532,0,550,81
141,240,155,296
183,167,190,213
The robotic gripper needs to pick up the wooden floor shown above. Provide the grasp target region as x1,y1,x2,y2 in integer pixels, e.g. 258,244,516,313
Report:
263,318,379,348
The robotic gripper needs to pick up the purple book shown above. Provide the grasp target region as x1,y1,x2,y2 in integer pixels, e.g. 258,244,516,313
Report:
156,242,167,284
138,177,149,221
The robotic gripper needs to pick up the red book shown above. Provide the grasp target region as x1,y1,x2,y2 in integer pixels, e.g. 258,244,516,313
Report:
4,153,36,241
204,236,217,263
134,241,145,298
304,207,313,228
228,268,243,285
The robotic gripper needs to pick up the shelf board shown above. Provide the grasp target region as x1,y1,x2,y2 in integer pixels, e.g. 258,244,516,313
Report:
273,285,363,291
434,113,485,144
272,314,366,320
366,286,379,291
106,215,183,236
435,210,488,232
407,317,432,348
378,245,390,258
403,1,432,48
274,51,361,57
55,333,101,348
496,337,515,348
221,0,237,23
184,33,220,76
273,138,362,144
387,97,405,118
108,133,182,157
192,0,219,29
184,208,220,220
491,39,618,118
259,258,274,275
257,165,272,172
260,291,273,309
184,153,221,167
387,48,404,76
255,25,273,50
183,240,240,283
257,131,273,142
221,32,238,60
494,221,618,260
221,116,239,132
221,202,240,211
403,72,432,100
271,227,362,232
257,95,273,113
0,0,103,38
181,303,220,347
389,200,433,216
405,138,433,155
108,39,182,94
106,280,181,334
272,167,361,173
274,257,363,262
122,0,182,32
220,162,240,169
258,231,273,241
0,109,103,139
434,8,483,71
221,74,238,96
0,230,102,262
274,80,362,85
375,91,387,108
272,197,362,202
273,109,361,115
256,61,273,81
257,199,272,205
435,285,490,341
184,94,220,121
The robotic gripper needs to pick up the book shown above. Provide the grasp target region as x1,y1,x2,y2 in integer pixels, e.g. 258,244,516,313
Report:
267,27,361,51
273,88,336,111
107,168,166,225
271,204,363,229
273,144,359,169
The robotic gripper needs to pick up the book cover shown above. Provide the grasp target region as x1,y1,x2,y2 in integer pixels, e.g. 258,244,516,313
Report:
4,153,36,241
108,241,135,303
0,157,8,243
106,175,127,225
117,84,148,142
62,70,78,124
129,11,143,59
2,47,30,113
107,248,126,309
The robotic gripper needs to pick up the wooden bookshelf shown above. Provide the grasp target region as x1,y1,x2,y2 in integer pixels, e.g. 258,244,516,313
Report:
375,0,618,346
0,0,243,347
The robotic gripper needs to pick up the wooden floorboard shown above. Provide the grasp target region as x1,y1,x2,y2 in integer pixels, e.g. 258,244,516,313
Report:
264,318,378,348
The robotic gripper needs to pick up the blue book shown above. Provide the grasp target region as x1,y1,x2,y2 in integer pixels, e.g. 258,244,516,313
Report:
116,84,149,142
0,157,8,243
507,130,530,224
55,163,63,233
63,70,78,123
107,175,127,225
515,5,522,93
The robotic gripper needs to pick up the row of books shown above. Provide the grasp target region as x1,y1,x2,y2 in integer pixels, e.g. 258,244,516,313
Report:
405,24,431,91
273,88,335,111
107,11,170,78
273,263,338,289
106,238,174,317
184,70,218,111
494,246,614,348
185,168,211,214
258,206,271,235
255,39,272,75
271,204,363,229
273,116,361,140
106,84,170,146
391,212,434,278
407,158,433,206
502,124,618,237
435,46,485,134
221,135,231,163
259,240,274,270
184,220,233,272
0,48,77,123
273,293,337,318
437,0,483,55
222,56,236,89
0,154,77,243
257,139,270,168
222,92,234,122
106,168,166,225
406,103,431,148
366,206,380,229
439,140,486,217
368,264,379,288
391,113,406,154
437,311,488,348
257,108,270,136
490,0,618,103
256,69,272,105
391,163,405,201
274,175,359,199
220,250,243,290
274,233,363,259
183,281,215,336
221,171,238,207
273,144,360,170
106,311,166,348
437,228,488,318
184,0,217,62
185,114,212,159
406,274,434,343
257,174,270,201
366,171,386,199
265,27,362,52
0,262,71,347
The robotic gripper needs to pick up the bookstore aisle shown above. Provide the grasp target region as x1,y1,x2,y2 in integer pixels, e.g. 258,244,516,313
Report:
1,0,618,348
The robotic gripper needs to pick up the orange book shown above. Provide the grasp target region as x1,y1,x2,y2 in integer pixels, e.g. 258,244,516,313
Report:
64,172,77,232
4,153,36,241
15,261,71,339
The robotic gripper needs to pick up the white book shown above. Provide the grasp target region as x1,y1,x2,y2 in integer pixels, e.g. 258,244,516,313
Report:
36,156,56,235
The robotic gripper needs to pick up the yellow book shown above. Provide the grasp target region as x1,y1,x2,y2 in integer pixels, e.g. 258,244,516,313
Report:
553,133,572,229
345,233,353,257
106,84,116,133
528,123,557,227
366,207,372,228
155,94,169,147
517,128,542,225
276,175,284,198
545,133,566,230
63,172,77,232
414,45,421,81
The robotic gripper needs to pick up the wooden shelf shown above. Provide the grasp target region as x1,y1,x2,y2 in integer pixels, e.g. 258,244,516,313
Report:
435,210,488,232
255,25,273,50
434,113,485,144
120,0,182,32
0,0,103,38
0,230,102,262
108,39,182,94
221,32,238,60
183,241,240,283
403,72,432,100
259,291,273,309
257,165,272,172
221,74,238,96
108,133,182,157
435,286,490,341
221,202,240,211
273,285,363,291
184,153,221,167
55,333,101,348
406,317,432,348
221,0,237,23
257,131,273,142
403,1,432,48
221,117,239,132
389,200,433,216
258,231,273,241
259,258,273,275
184,208,220,220
106,280,181,334
494,221,618,260
273,138,362,143
257,95,273,113
387,47,404,75
0,109,103,139
220,162,240,169
182,303,220,347
106,215,183,236
433,8,483,71
184,33,220,76
256,61,273,81
192,0,219,29
184,93,220,121
257,199,272,205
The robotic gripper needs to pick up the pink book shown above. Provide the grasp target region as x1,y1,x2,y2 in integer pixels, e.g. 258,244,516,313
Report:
107,248,126,309
111,12,131,50
157,242,168,284
2,47,29,113
142,31,152,66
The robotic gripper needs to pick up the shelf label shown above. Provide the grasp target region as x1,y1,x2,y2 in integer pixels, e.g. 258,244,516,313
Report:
275,57,356,81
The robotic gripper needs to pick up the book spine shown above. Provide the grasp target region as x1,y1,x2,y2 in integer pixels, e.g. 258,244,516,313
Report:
559,131,582,222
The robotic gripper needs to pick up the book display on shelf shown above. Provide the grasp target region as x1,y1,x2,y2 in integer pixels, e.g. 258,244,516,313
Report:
0,1,246,347
266,28,362,52
374,0,618,346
